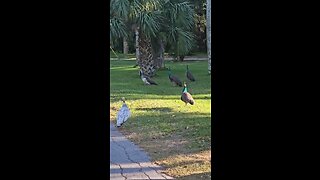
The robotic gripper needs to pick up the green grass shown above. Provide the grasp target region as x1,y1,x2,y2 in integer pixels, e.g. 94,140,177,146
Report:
110,59,211,179
188,51,208,57
110,51,136,59
110,51,207,59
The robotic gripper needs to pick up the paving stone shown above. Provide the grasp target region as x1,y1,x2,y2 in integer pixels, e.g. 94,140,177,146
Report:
110,122,174,179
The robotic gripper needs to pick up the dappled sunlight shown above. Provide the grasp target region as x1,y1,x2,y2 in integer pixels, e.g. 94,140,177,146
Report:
110,66,138,70
110,99,210,114
135,107,174,112
110,99,211,128
110,59,211,179
110,58,136,61
161,150,211,166
110,62,211,100
113,110,211,151
155,151,211,178
110,94,211,103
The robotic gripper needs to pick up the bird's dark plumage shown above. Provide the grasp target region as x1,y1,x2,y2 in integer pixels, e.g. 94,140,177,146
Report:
168,67,182,87
145,76,158,85
186,65,195,81
181,82,195,105
140,70,158,85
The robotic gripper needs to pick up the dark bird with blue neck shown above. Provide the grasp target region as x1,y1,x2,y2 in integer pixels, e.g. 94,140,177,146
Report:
181,82,195,105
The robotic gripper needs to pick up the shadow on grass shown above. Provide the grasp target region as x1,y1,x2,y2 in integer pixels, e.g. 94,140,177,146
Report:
135,107,174,112
109,95,211,103
110,60,211,178
110,104,211,178
110,61,211,99
177,172,211,180
114,110,211,157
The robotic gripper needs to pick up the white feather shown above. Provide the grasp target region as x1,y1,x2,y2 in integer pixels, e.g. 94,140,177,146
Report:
116,103,131,127
140,70,151,85
141,76,150,85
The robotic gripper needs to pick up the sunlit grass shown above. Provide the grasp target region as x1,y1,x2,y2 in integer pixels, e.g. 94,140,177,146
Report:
110,59,211,179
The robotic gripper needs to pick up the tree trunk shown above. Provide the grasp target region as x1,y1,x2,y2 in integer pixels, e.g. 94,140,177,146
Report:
138,34,156,77
123,37,129,55
206,0,211,75
178,55,185,61
159,40,165,68
153,39,165,69
134,27,140,67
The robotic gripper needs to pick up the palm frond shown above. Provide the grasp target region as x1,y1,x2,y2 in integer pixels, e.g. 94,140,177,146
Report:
110,0,130,19
176,2,195,29
110,17,128,40
136,10,162,38
130,0,144,20
174,29,195,55
168,1,195,30
142,0,162,12
167,26,178,43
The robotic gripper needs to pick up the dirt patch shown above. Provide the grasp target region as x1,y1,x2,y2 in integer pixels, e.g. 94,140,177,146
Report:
120,130,211,179
110,106,119,121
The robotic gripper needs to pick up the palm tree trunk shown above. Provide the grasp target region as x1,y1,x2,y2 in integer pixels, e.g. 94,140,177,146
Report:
206,0,211,75
134,27,140,67
139,34,156,77
159,40,165,68
123,37,129,55
153,39,165,69
178,55,185,62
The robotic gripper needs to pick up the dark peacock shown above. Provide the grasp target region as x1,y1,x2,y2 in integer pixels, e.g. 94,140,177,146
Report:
167,67,182,87
186,65,195,81
139,70,158,85
181,82,195,105
116,97,131,127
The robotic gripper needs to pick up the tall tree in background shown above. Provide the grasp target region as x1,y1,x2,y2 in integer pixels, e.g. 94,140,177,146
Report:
206,0,211,74
163,1,195,62
153,1,195,65
123,37,129,55
110,0,162,76
110,0,195,76
134,25,140,67
190,0,206,52
110,0,129,50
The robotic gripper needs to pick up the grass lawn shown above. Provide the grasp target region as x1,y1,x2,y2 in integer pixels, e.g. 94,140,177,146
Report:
110,59,211,179
188,52,208,57
110,50,136,59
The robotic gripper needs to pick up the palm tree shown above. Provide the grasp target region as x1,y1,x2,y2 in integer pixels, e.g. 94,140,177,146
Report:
161,1,195,62
110,0,195,76
110,0,162,76
123,37,129,55
110,0,129,42
206,0,211,75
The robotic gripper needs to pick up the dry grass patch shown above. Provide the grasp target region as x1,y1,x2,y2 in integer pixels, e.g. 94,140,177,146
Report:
110,60,211,179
